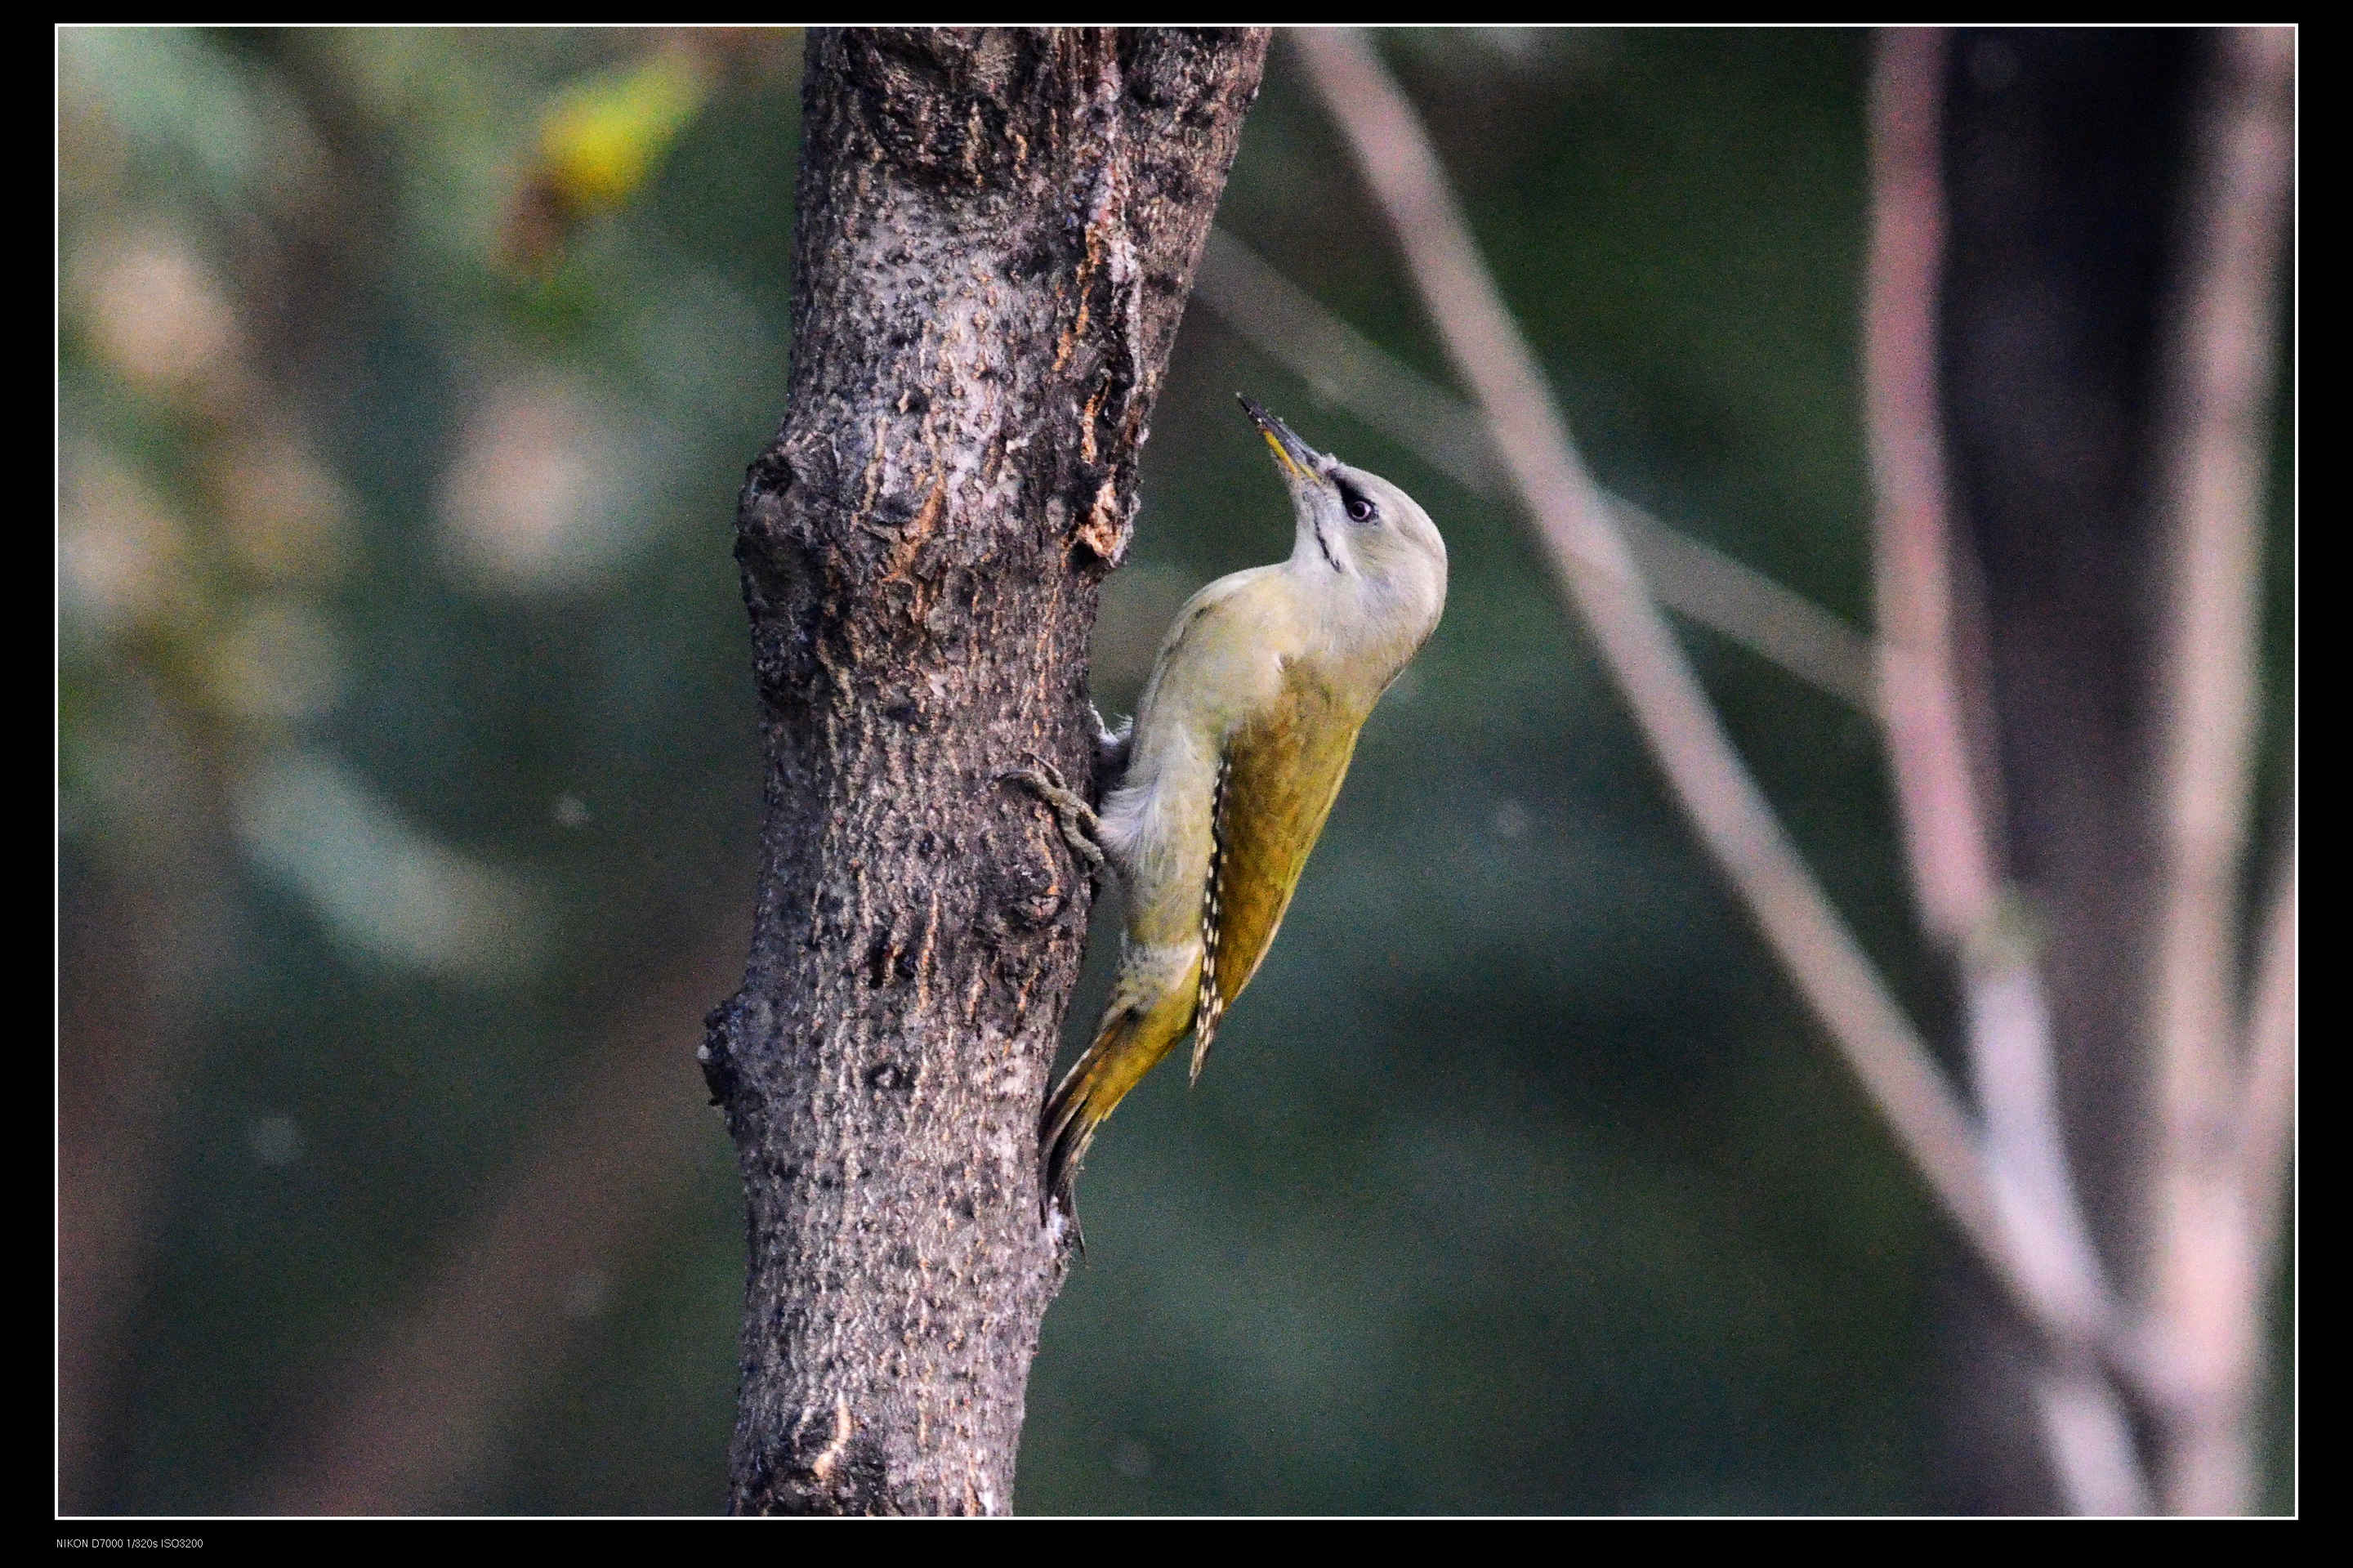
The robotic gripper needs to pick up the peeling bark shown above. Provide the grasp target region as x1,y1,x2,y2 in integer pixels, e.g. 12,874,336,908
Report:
700,26,1269,1516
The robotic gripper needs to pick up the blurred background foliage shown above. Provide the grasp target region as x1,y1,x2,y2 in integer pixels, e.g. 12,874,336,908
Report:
56,27,2289,1515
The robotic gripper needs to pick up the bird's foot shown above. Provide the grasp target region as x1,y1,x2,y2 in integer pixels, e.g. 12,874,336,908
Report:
1002,753,1109,873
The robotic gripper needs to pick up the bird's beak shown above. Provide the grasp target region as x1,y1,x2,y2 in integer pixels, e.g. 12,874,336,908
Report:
1238,395,1325,486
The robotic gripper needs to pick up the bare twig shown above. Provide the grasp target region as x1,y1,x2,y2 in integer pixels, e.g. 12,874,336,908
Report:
1614,509,1879,715
2238,846,2294,1262
1864,28,1999,947
1195,226,1880,712
1864,29,2139,1512
2143,24,2293,1518
2034,1366,2154,1517
1196,226,1495,495
1292,28,2080,1355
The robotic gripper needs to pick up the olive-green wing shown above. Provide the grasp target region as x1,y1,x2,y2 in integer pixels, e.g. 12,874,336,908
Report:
1190,661,1367,1081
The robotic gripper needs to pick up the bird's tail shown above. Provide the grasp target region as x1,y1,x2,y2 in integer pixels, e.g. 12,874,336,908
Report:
1040,968,1201,1222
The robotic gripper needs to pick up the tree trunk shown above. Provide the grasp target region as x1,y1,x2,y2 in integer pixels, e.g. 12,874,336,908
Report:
699,26,1269,1517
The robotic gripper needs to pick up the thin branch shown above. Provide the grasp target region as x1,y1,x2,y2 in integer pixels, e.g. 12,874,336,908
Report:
1960,946,2147,1513
1612,507,1879,714
1196,226,1494,495
1291,29,2096,1356
2151,24,2292,1213
2035,1367,2155,1516
1195,226,1880,713
1865,29,2138,1512
2238,845,2294,1262
1864,28,1999,947
2142,24,2293,1517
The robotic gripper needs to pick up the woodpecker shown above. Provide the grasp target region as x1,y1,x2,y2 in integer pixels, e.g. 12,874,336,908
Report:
1012,395,1448,1223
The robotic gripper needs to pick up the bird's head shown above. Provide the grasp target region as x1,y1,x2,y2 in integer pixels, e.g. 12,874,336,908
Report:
1239,395,1448,641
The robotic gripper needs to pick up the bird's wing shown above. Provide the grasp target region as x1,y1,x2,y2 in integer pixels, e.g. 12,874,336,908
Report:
1192,658,1367,1080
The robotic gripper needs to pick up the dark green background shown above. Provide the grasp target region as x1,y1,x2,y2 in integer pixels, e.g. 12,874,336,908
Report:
56,29,2292,1515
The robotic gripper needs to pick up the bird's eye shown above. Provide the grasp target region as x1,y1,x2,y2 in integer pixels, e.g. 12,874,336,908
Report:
1340,485,1377,524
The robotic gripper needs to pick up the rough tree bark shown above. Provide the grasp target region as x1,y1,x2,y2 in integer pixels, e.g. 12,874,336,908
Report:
699,27,1270,1516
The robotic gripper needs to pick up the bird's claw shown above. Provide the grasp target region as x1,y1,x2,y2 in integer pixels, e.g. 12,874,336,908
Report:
1002,753,1108,872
